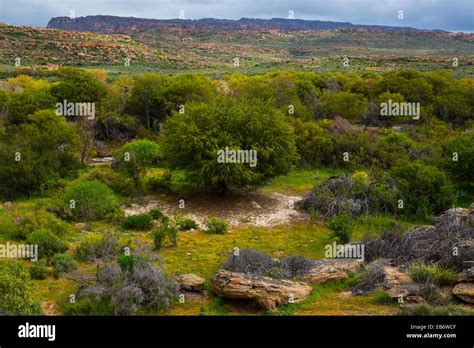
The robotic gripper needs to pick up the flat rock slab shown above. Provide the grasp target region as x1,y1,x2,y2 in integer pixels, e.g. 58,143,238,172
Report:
211,270,312,311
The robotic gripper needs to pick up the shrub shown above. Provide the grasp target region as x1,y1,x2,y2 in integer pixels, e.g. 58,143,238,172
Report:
121,214,153,230
443,134,474,189
71,258,178,315
82,166,135,195
0,262,41,315
51,253,77,276
113,139,161,191
372,289,396,305
409,263,458,286
221,249,316,279
74,232,118,262
29,260,49,280
299,174,398,218
62,180,118,221
26,229,68,260
206,217,228,234
151,228,166,250
117,254,134,273
327,212,354,244
0,208,70,240
390,162,454,216
148,208,164,220
178,218,198,231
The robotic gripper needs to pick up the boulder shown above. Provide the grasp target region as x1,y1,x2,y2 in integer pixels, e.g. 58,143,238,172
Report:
210,270,312,311
452,283,474,304
302,259,363,285
179,274,206,292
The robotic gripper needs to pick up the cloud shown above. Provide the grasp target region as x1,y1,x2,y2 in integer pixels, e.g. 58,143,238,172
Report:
0,0,472,32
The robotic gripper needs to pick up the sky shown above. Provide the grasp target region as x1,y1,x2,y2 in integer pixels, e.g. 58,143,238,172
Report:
0,0,473,32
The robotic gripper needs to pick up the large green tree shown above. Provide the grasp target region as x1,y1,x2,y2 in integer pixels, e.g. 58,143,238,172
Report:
162,98,298,194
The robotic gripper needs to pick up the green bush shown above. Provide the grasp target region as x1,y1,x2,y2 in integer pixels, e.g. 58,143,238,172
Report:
0,262,41,315
0,208,70,240
148,208,165,220
443,134,474,189
113,139,161,191
371,289,396,305
151,228,167,250
62,180,118,221
206,217,228,235
117,254,134,272
390,162,455,217
327,212,353,244
178,218,198,231
51,253,77,276
26,229,68,260
74,232,118,262
121,213,153,230
409,263,458,286
82,166,135,195
29,260,49,280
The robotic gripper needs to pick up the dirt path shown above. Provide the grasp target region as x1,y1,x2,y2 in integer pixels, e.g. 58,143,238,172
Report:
122,191,309,228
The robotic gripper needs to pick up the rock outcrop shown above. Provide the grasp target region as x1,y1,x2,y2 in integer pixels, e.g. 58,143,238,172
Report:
452,283,474,304
302,259,363,285
210,270,312,311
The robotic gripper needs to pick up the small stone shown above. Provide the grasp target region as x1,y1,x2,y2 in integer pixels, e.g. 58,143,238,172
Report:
250,201,262,209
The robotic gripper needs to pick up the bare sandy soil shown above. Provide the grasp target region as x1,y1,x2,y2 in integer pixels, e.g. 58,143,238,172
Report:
122,191,309,228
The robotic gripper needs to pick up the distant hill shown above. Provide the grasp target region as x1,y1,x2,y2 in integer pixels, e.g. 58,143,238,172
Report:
47,15,438,33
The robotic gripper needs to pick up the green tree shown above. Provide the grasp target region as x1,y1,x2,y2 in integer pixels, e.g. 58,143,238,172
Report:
162,98,298,194
113,139,161,191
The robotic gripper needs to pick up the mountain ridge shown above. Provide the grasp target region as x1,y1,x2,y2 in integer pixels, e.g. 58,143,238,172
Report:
47,15,446,33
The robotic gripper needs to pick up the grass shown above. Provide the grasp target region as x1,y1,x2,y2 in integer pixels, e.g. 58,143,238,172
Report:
275,276,398,316
262,167,346,195
159,222,330,279
408,263,459,286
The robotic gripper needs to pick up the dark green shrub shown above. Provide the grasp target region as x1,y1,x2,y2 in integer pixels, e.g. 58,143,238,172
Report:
390,162,454,216
113,139,161,191
327,212,353,244
62,180,118,221
117,254,135,272
51,253,77,276
148,208,164,220
121,213,153,230
29,260,49,280
151,228,166,250
178,218,198,231
206,217,228,234
26,229,68,260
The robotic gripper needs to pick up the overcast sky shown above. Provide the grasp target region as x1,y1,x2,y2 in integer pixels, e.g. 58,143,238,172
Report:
0,0,473,32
